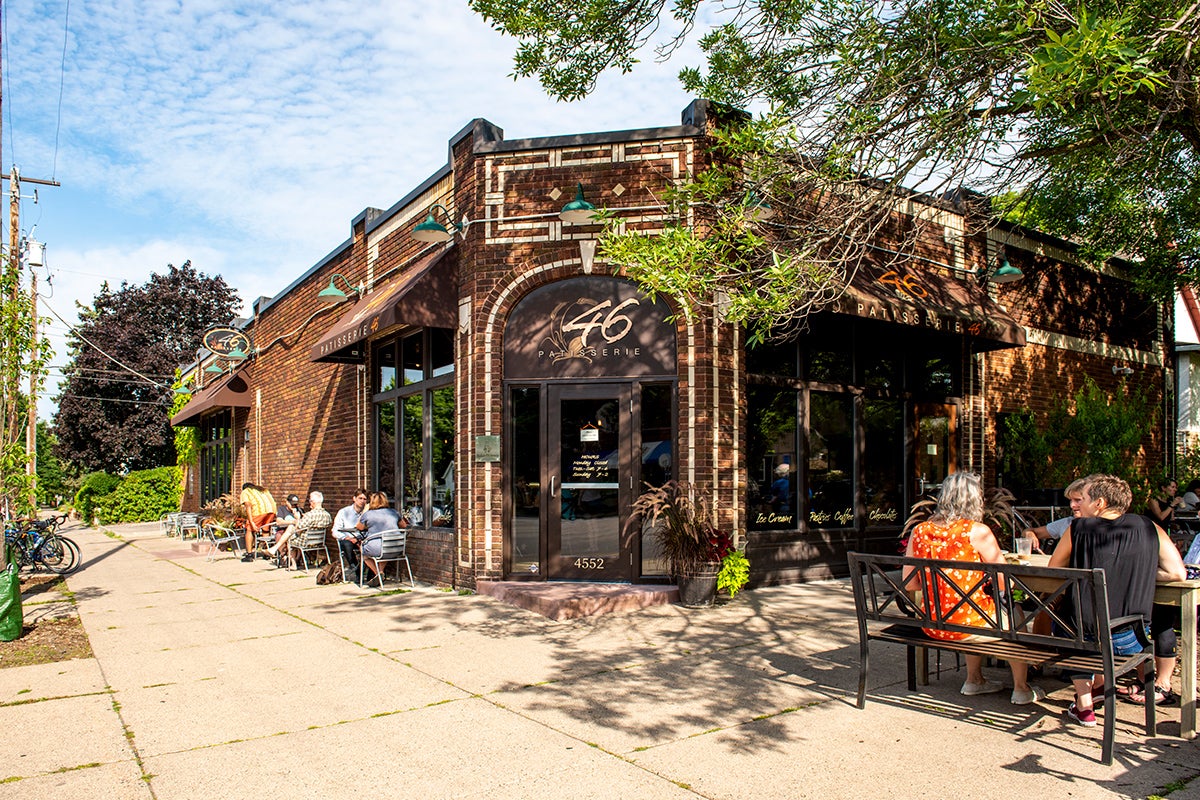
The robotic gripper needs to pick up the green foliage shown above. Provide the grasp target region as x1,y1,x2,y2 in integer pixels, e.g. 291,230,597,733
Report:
626,481,729,576
999,410,1061,491
35,422,75,506
92,467,182,524
1175,444,1200,491
170,374,198,467
474,0,1200,311
1000,377,1158,503
717,549,750,598
74,471,122,526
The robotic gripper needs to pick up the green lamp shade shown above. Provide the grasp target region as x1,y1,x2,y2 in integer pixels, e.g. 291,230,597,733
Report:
560,183,598,224
318,282,349,304
990,260,1024,283
412,211,453,243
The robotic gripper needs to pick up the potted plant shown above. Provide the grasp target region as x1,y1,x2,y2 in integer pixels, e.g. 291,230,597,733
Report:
627,481,733,606
717,548,750,599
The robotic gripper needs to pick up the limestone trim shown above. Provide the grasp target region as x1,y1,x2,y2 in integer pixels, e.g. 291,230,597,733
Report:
1023,327,1164,367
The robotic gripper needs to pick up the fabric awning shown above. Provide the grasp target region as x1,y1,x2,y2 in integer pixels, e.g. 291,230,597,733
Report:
310,248,457,363
829,262,1026,350
171,371,252,427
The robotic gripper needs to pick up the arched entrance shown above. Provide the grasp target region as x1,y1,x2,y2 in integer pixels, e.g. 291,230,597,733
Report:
503,276,678,581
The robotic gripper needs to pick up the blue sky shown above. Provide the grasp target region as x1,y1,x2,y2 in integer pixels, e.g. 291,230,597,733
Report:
2,1,702,420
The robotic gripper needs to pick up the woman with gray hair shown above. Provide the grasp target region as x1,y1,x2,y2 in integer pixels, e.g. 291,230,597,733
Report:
903,471,1044,705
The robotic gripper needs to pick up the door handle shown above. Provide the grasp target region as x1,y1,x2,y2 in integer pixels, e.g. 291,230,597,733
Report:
550,476,557,497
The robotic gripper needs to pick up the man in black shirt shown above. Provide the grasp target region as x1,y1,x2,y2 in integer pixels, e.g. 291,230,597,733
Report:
1049,474,1186,725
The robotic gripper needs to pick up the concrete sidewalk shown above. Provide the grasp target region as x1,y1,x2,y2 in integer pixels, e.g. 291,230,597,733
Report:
1,521,1197,799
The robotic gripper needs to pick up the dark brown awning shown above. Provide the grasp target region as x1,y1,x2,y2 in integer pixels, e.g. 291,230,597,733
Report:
310,248,457,363
829,263,1026,350
171,371,252,427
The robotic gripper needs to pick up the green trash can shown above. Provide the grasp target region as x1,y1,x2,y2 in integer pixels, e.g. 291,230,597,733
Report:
0,546,22,642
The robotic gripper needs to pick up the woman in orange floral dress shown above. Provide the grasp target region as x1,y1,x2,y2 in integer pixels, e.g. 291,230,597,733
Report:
903,472,1044,705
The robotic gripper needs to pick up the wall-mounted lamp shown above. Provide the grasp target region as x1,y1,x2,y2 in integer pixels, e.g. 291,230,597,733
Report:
204,361,226,375
317,273,363,304
559,183,599,224
977,253,1024,284
1113,364,1134,376
411,204,470,243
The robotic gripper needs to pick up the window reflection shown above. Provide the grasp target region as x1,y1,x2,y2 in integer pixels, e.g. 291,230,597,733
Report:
511,387,540,575
863,400,902,527
377,342,397,393
431,386,454,527
747,386,798,531
402,333,424,385
808,392,854,528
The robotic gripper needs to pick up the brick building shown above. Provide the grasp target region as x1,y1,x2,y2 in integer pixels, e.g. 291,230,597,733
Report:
171,100,1172,589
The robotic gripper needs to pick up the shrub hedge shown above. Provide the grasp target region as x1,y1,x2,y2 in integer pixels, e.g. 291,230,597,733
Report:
75,467,182,525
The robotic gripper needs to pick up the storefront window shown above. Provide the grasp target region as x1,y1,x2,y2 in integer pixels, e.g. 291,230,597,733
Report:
862,400,903,527
747,340,798,378
431,329,454,378
377,401,395,499
373,328,455,528
199,410,232,507
639,383,673,574
912,351,959,396
807,392,854,528
402,332,424,385
805,323,854,385
747,386,798,530
431,386,454,527
510,387,540,574
377,342,397,393
400,394,424,521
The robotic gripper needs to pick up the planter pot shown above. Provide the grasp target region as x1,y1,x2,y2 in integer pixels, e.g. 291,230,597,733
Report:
675,562,721,607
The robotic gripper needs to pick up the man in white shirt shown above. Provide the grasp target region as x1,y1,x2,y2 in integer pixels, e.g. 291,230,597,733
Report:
1022,477,1088,553
333,488,368,576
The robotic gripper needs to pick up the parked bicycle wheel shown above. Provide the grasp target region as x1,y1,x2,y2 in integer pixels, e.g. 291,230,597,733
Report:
40,535,80,575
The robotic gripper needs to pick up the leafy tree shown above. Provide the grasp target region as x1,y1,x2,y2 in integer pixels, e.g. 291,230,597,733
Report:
472,0,1198,334
35,421,75,507
54,262,240,473
1000,376,1158,503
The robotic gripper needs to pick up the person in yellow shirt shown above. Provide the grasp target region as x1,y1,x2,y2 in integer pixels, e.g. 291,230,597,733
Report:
239,482,276,562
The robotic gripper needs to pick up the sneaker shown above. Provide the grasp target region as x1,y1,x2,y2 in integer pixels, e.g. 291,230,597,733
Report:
1066,702,1097,727
961,679,1004,696
240,553,255,562
1011,685,1046,705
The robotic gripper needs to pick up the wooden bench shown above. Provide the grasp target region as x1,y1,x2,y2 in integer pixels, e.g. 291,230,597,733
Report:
847,552,1157,765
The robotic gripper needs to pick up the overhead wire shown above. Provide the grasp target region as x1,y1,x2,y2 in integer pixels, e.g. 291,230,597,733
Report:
40,297,172,390
52,0,71,178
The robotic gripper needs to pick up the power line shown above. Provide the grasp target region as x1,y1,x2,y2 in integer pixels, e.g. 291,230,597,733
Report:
40,297,172,390
58,394,169,406
52,0,72,178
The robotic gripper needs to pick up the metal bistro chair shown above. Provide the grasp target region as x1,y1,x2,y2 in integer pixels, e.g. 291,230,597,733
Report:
289,525,331,573
160,512,181,538
360,528,414,589
177,512,201,540
202,520,244,562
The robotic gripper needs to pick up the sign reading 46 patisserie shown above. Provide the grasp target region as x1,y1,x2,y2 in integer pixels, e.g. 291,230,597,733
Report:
202,327,252,357
504,276,677,379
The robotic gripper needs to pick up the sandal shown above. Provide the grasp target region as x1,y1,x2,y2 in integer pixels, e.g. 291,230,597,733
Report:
1123,686,1179,706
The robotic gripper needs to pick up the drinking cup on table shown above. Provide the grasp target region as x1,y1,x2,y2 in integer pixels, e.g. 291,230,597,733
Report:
1015,537,1033,560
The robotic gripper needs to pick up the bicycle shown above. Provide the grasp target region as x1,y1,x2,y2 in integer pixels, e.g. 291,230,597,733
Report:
4,514,80,575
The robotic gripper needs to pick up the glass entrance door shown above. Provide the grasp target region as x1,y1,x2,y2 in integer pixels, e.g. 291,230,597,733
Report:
547,384,633,581
913,403,957,497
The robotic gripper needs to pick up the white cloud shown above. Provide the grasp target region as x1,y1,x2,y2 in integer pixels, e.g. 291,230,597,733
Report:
3,0,708,422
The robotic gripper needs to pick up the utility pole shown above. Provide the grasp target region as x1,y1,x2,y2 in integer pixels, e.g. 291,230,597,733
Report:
3,170,59,518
